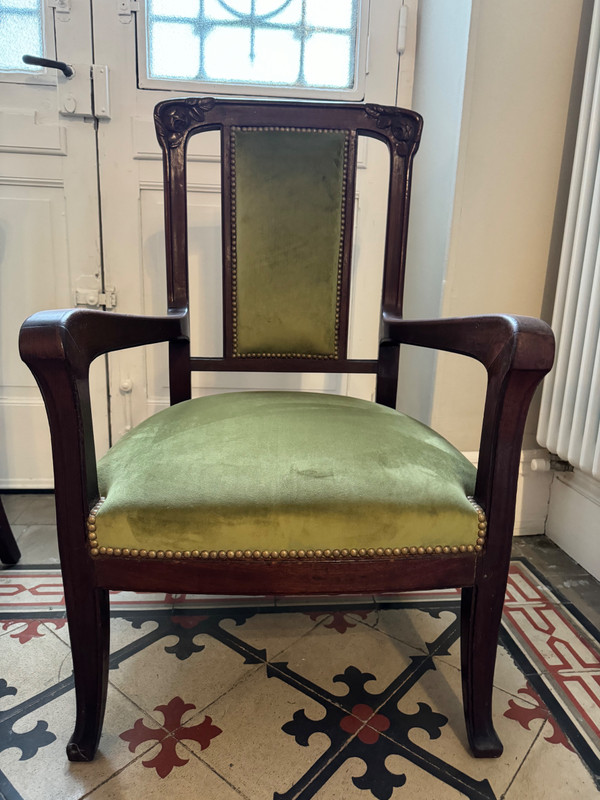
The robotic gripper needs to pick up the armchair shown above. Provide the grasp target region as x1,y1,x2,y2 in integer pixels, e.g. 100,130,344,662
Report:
19,98,554,763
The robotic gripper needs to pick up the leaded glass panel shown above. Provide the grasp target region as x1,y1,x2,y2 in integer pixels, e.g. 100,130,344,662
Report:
146,0,359,91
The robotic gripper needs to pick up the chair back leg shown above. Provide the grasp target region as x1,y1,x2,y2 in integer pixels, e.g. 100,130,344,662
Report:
460,580,505,757
0,497,20,565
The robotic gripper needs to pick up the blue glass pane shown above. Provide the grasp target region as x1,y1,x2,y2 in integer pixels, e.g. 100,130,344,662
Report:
150,21,200,79
204,27,299,84
6,0,39,9
216,0,251,13
305,0,353,30
255,0,299,20
150,0,199,17
304,33,352,88
0,9,42,72
203,0,236,21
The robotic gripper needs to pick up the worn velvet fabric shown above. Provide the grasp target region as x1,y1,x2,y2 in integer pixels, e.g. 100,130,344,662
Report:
95,391,479,554
232,129,347,356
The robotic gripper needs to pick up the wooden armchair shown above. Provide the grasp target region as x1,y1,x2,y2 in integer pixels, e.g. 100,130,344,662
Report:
19,98,554,763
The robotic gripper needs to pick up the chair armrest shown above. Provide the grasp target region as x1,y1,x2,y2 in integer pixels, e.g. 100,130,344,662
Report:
383,311,555,568
382,312,554,372
19,308,189,549
20,307,188,376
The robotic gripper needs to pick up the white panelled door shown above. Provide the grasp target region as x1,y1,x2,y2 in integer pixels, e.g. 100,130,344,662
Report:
0,0,109,487
0,1,416,486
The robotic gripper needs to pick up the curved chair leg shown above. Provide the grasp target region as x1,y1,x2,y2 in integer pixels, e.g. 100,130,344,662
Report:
0,497,20,565
65,585,110,761
460,583,504,758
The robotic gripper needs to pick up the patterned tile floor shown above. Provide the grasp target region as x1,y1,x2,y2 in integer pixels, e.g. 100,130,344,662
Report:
0,492,599,799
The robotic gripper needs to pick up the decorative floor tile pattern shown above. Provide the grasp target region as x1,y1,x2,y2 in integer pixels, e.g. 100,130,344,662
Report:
0,560,598,799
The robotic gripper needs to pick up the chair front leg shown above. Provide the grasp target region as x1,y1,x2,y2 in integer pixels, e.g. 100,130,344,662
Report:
65,583,110,761
460,579,505,758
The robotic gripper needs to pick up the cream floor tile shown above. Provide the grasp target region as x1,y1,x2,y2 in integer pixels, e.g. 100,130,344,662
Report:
85,743,250,799
0,685,155,800
4,493,56,526
366,605,550,707
51,614,162,651
0,523,28,547
13,523,60,564
0,619,70,710
183,665,341,800
503,719,598,799
271,614,424,702
217,608,324,659
109,625,263,724
365,605,459,654
388,658,544,798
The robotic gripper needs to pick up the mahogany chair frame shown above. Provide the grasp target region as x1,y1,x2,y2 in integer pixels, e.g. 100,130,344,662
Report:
19,98,554,763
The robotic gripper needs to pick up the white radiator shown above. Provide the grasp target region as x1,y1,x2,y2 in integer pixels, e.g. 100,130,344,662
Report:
537,2,600,481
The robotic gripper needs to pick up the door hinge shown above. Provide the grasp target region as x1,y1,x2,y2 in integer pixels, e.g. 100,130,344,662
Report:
397,4,408,55
117,0,139,23
91,65,111,120
75,287,117,310
48,0,71,21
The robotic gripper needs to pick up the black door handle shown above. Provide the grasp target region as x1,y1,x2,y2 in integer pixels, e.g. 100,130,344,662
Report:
22,55,74,78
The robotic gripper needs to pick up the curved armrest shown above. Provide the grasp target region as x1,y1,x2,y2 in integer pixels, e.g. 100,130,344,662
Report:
19,308,189,542
384,311,555,564
382,312,554,372
20,307,188,376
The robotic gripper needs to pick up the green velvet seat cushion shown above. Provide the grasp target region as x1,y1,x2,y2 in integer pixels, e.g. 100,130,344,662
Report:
94,391,480,556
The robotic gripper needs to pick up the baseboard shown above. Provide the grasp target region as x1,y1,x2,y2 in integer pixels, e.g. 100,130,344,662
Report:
0,478,53,490
546,469,600,580
462,448,552,536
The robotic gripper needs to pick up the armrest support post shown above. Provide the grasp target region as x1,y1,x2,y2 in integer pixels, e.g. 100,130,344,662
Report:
382,312,555,558
19,308,189,555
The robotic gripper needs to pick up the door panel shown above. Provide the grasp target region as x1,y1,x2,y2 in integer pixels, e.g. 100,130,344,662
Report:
0,0,109,487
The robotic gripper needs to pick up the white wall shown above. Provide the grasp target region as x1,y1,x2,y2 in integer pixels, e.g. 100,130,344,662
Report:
398,0,472,423
429,0,587,452
400,0,590,535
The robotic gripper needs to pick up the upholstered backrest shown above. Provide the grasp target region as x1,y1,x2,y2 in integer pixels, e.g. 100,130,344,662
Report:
154,99,422,393
231,127,349,360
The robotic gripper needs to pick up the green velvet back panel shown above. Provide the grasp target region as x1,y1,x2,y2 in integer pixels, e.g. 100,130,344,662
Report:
231,127,349,358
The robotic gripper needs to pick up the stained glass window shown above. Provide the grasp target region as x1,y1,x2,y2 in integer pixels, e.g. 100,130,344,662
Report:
0,0,43,72
146,0,360,91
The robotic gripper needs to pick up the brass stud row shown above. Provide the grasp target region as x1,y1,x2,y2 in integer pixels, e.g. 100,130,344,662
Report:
467,496,487,554
87,497,104,557
331,132,349,361
89,542,479,561
233,352,336,360
88,496,487,561
237,126,340,134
